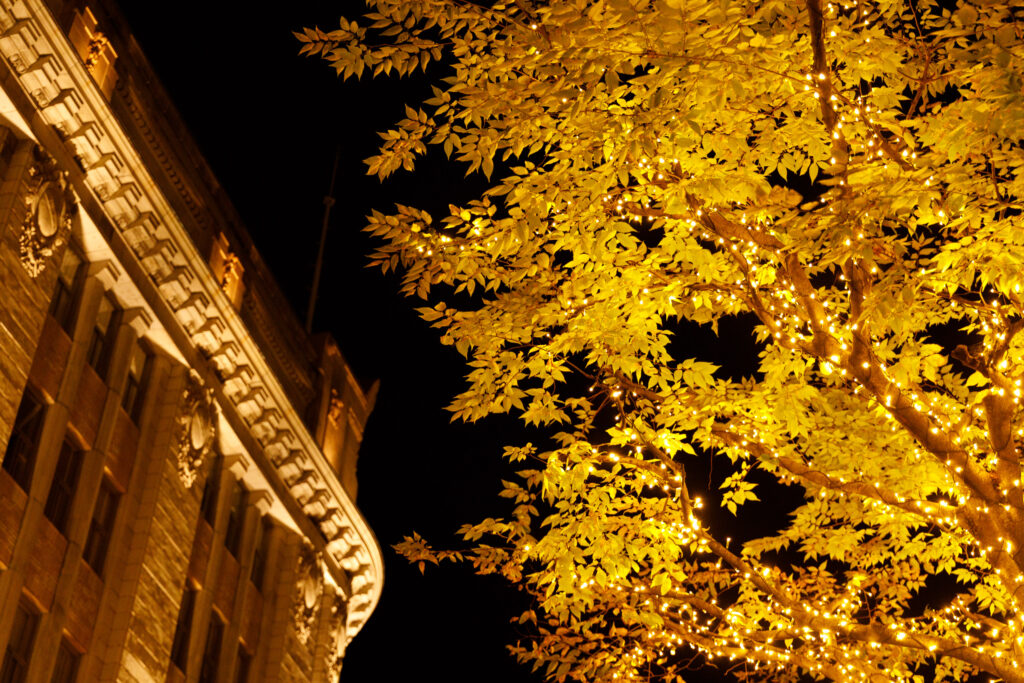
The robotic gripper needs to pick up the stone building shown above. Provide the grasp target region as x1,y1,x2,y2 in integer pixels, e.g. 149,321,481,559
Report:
0,0,383,681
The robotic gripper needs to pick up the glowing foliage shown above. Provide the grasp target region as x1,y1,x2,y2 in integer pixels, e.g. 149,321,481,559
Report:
304,1,1024,681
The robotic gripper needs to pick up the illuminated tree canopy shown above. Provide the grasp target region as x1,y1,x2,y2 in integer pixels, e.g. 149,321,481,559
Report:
301,1,1024,681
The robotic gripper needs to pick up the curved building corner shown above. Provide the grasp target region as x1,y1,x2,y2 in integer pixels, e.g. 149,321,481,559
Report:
0,0,382,681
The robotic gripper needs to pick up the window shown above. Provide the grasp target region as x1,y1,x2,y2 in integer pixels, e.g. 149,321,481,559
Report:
2,391,45,492
224,481,246,557
198,454,222,526
82,478,119,575
232,645,251,683
169,585,196,673
48,249,81,334
121,342,149,421
198,613,224,683
0,127,17,177
249,517,271,590
44,439,82,535
85,293,115,374
0,602,38,683
49,640,80,683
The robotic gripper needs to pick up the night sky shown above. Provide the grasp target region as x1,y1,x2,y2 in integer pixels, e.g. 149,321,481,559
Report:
117,2,733,682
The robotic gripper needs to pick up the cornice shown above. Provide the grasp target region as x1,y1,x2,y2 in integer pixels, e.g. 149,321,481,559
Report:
0,0,382,640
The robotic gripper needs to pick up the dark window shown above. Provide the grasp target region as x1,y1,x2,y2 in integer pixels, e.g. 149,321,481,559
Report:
121,374,140,419
250,517,271,590
198,614,224,683
198,454,222,526
82,478,119,575
121,343,149,421
224,481,246,557
85,294,115,374
2,391,45,492
49,640,79,683
232,645,251,683
48,249,81,335
44,440,82,535
0,602,38,683
169,586,196,673
0,127,17,175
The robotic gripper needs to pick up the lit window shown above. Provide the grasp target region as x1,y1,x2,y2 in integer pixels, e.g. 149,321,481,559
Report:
49,640,80,683
48,248,81,334
0,602,38,683
2,390,45,492
44,439,82,535
82,478,119,575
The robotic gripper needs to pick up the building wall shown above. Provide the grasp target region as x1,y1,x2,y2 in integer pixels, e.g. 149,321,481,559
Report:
0,1,382,682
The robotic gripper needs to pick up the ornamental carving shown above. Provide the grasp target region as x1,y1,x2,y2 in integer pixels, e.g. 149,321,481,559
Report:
292,542,323,645
327,388,344,423
83,32,110,71
18,146,77,278
325,597,348,679
218,250,242,291
173,370,216,488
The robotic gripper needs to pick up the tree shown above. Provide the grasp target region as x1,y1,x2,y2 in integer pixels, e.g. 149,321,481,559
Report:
300,2,1024,681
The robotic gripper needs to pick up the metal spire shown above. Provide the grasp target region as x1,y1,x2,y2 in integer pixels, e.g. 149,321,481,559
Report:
305,145,341,333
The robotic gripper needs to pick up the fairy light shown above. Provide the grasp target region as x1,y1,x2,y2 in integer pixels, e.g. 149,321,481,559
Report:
357,1,1024,680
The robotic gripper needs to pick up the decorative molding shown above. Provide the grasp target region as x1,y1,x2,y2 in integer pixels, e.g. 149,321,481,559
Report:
172,369,215,488
86,259,120,289
223,452,248,479
17,144,75,277
240,290,315,405
292,542,323,646
122,306,153,337
251,489,273,515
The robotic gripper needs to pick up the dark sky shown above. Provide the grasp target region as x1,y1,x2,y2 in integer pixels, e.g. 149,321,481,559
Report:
117,1,548,681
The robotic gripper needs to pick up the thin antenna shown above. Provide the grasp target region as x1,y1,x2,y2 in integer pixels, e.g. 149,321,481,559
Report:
305,146,341,333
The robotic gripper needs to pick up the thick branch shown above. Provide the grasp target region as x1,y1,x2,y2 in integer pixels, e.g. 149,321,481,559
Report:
712,426,959,526
843,261,1000,503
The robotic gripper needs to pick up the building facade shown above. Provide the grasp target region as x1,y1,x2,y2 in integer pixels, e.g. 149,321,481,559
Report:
0,1,383,682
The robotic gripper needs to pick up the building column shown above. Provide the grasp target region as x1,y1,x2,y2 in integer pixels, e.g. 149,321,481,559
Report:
90,351,173,683
253,528,300,683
